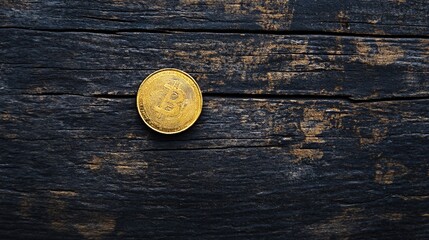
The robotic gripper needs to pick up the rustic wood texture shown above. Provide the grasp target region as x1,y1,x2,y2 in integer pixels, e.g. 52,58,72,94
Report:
1,0,429,239
1,0,428,35
2,29,428,100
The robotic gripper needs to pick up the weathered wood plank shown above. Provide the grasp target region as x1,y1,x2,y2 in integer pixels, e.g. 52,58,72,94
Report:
1,95,428,239
1,29,428,100
1,0,428,35
1,0,428,238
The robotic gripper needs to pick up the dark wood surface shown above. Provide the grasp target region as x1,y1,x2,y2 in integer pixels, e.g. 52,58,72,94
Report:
1,1,428,239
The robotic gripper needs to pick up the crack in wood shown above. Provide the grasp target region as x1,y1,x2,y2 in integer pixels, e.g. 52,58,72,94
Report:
1,26,428,39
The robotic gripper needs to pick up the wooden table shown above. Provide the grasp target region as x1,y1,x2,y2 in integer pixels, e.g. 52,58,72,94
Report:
1,1,428,239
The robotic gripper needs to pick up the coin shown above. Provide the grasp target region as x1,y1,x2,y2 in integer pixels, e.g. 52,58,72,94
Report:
136,68,203,134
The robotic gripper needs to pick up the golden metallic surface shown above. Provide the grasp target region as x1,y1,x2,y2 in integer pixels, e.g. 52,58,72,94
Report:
136,69,203,134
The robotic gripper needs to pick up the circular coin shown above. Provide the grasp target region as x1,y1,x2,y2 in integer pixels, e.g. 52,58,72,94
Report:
136,69,203,134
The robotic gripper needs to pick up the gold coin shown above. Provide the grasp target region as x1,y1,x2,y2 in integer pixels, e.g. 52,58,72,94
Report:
136,68,203,134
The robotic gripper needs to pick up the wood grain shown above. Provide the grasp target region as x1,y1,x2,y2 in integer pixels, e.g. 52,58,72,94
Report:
1,29,428,100
1,0,428,239
1,0,428,36
1,95,429,239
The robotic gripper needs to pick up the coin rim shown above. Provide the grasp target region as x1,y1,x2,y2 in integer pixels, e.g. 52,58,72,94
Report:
136,68,203,134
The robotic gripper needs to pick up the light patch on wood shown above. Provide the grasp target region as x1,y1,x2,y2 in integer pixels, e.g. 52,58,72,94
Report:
125,133,137,139
48,198,68,232
4,133,18,139
85,153,148,175
397,195,429,201
1,112,11,121
115,160,148,175
287,165,315,180
327,37,344,61
368,18,380,24
290,107,347,163
1,111,18,122
224,1,294,30
50,190,78,197
327,108,350,129
290,146,324,162
48,190,78,231
206,99,220,113
337,11,350,31
196,73,208,83
353,40,405,65
254,101,278,113
337,11,347,21
382,213,403,221
266,71,294,83
1,0,33,9
273,124,285,134
48,192,116,239
86,155,103,171
110,0,127,7
375,161,408,185
308,208,364,238
300,108,331,143
356,127,388,145
180,0,294,30
288,39,310,69
243,42,281,91
373,29,387,35
19,196,32,219
334,86,343,91
378,117,393,124
73,215,116,240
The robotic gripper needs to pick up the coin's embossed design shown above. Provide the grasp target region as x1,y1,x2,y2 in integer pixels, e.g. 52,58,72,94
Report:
154,81,186,119
136,69,203,134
